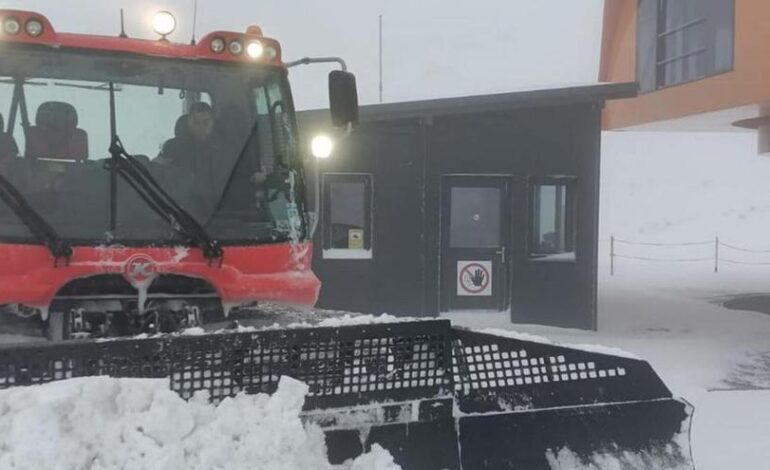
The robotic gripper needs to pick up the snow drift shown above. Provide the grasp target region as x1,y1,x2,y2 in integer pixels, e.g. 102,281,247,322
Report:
0,376,400,470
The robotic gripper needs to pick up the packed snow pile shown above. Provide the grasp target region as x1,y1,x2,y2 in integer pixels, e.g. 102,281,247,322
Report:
0,376,400,470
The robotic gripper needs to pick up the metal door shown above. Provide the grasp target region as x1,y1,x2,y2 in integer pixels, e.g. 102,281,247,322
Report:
440,176,511,312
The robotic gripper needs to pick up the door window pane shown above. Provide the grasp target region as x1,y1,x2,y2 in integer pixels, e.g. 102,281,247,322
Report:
531,181,575,260
450,187,500,247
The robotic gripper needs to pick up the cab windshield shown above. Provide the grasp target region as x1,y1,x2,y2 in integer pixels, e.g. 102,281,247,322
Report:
0,46,305,245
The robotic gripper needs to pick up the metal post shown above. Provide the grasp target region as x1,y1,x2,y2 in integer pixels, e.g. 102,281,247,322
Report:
714,236,719,273
610,235,615,276
379,14,383,103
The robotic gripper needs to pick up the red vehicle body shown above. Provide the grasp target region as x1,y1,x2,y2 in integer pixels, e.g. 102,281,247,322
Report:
0,243,319,315
0,10,322,337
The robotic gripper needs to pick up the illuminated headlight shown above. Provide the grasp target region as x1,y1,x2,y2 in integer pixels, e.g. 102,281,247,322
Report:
246,40,264,59
25,18,44,37
264,46,277,60
311,135,334,159
210,37,225,53
228,39,243,55
152,11,176,37
3,17,21,35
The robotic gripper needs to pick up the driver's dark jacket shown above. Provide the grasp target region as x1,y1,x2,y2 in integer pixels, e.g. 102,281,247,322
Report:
160,135,217,178
158,135,230,215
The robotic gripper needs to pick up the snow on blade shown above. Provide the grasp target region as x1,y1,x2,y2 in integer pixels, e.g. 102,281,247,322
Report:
479,328,639,359
545,444,692,470
0,376,400,470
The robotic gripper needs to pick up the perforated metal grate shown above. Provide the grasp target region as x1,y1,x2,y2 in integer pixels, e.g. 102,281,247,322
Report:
450,329,671,413
168,322,453,408
452,342,627,393
0,320,454,411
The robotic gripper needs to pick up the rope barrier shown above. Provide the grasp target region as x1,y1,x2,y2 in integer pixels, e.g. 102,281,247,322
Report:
613,238,713,247
614,254,713,263
719,258,770,266
718,241,770,253
610,235,770,273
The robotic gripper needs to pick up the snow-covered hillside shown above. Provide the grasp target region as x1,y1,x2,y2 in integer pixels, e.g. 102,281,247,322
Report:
601,131,770,245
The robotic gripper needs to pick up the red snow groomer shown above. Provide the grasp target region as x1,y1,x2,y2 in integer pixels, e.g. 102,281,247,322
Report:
0,10,363,339
0,10,694,469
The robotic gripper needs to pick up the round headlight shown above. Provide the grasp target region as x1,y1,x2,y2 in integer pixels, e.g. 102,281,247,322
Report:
246,41,264,59
264,46,278,60
25,19,44,37
228,39,243,55
152,11,176,37
311,135,334,159
210,37,225,53
3,17,21,36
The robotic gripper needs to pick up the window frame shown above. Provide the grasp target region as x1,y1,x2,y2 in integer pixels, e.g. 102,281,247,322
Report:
636,0,735,93
528,176,577,262
321,172,374,260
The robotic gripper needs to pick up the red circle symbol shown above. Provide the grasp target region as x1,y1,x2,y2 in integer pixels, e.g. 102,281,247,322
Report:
459,262,490,294
124,254,157,284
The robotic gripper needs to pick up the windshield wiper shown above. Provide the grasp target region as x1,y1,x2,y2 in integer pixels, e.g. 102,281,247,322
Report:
0,173,72,264
106,136,223,260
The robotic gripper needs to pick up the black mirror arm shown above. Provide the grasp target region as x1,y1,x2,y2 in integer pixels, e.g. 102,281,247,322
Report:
285,57,348,72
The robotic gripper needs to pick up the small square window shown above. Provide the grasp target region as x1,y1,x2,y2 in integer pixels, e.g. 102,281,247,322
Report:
322,173,372,259
529,177,576,261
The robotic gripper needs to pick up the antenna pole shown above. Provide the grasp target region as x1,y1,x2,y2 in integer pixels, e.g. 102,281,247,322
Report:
119,9,127,38
191,0,199,45
379,14,383,103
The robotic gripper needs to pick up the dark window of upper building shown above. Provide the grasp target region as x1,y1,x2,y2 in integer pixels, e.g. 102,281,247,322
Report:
637,0,734,92
322,173,373,257
529,178,576,261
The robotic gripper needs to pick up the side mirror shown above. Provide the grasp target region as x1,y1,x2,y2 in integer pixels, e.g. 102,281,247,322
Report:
329,70,359,127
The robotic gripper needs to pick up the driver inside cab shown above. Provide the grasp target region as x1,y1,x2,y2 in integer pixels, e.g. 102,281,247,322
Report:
157,101,217,173
159,102,288,223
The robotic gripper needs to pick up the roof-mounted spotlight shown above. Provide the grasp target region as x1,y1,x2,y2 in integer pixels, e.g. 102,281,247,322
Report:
2,17,21,36
228,39,243,55
152,11,176,41
25,18,44,37
210,36,226,53
246,40,264,59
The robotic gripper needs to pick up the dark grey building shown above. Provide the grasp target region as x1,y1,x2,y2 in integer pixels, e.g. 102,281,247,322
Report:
299,83,635,330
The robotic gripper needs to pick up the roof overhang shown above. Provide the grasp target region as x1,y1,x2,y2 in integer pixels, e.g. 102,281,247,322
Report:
301,82,638,124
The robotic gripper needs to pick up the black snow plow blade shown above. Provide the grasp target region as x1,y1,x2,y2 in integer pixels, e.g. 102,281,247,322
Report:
0,320,693,469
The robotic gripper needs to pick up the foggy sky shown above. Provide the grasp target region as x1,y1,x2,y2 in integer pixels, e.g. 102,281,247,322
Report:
4,0,604,109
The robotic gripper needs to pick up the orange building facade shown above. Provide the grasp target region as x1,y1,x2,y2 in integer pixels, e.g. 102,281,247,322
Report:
600,0,770,152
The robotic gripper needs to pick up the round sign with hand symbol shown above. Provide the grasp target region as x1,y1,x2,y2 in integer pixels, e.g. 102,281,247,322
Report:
457,261,492,296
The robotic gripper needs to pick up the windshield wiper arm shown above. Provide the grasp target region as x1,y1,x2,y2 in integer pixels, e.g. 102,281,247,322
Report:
106,136,223,260
0,173,72,263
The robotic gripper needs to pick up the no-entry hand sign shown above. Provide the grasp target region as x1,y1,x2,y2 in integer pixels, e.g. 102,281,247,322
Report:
457,260,492,296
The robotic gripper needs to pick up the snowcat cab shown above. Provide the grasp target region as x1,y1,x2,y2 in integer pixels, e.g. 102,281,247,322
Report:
0,10,358,339
0,10,694,469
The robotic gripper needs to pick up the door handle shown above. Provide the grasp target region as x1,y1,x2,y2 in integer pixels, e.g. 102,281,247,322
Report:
496,247,506,264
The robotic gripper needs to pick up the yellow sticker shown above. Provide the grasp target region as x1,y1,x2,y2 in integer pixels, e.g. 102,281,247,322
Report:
348,229,364,249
